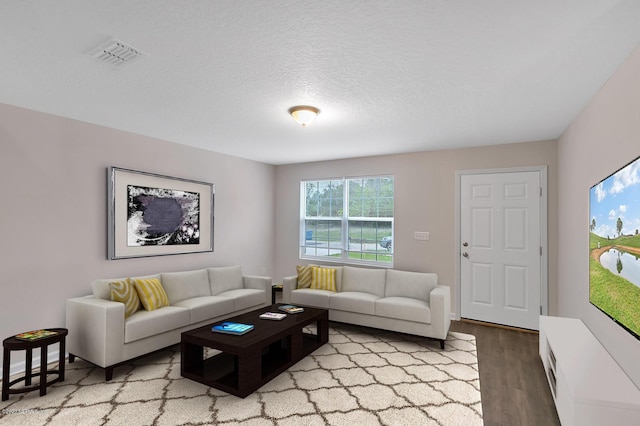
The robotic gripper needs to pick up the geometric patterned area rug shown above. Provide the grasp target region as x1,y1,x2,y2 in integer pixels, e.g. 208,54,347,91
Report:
0,323,482,425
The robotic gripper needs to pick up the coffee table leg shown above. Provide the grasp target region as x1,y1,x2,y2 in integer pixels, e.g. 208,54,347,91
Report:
317,317,329,345
181,342,204,375
236,351,261,397
290,332,302,360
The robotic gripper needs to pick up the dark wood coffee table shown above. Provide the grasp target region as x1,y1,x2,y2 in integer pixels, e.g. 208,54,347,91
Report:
181,304,328,398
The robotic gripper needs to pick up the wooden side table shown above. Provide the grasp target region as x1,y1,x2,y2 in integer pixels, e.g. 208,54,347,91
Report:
271,283,283,304
2,328,68,401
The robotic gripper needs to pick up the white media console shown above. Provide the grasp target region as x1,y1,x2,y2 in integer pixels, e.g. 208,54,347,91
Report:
539,316,640,425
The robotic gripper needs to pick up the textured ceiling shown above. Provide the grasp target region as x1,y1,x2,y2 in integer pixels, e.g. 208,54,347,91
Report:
1,1,639,165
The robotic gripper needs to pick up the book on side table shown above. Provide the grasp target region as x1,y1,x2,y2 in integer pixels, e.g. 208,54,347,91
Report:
279,305,304,314
211,322,254,335
15,329,59,341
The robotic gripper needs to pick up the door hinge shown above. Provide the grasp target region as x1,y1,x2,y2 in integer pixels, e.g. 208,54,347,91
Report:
540,306,543,315
540,246,542,256
540,187,542,197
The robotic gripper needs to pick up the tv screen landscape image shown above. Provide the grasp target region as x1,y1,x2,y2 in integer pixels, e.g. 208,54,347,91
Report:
589,155,640,340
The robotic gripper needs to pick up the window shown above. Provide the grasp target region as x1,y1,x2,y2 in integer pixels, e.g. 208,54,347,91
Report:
301,176,394,266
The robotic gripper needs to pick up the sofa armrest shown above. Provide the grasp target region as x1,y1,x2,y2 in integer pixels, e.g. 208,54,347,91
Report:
428,285,451,340
282,275,298,303
242,275,272,305
65,296,125,368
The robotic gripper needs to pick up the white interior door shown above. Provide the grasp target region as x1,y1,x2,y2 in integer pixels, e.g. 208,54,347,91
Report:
460,171,542,330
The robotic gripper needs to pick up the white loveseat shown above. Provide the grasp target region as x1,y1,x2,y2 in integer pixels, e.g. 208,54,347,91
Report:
66,266,270,380
283,265,450,348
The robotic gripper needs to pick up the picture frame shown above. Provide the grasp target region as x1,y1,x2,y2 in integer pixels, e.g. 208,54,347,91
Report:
108,167,214,259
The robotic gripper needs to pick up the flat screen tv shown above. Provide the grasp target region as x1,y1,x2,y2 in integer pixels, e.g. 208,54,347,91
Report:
589,155,640,340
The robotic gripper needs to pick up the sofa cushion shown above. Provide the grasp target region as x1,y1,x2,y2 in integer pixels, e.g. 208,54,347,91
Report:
92,274,161,301
296,265,313,289
291,289,333,308
330,292,379,315
310,266,337,291
109,279,141,318
133,278,170,311
375,297,431,324
173,296,235,324
384,269,438,302
341,266,387,298
161,269,211,305
208,266,244,295
217,288,265,311
124,306,190,343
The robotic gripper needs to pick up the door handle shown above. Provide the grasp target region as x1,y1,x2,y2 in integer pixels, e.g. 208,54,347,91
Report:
462,252,469,258
463,242,468,247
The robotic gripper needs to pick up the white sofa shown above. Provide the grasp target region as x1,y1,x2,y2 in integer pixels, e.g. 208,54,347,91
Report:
283,265,450,348
66,266,270,380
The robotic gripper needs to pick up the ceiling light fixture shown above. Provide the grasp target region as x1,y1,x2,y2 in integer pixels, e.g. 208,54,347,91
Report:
289,106,320,127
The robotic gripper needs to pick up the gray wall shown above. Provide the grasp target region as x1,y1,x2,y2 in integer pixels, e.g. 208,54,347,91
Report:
273,139,558,317
0,103,275,371
558,45,640,387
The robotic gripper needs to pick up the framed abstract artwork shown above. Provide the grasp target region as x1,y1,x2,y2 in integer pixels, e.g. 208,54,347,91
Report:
108,167,214,259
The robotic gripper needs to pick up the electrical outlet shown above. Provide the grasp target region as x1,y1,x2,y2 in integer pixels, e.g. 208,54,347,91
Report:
414,231,429,241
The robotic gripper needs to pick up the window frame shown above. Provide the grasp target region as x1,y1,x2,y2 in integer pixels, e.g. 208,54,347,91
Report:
299,175,394,267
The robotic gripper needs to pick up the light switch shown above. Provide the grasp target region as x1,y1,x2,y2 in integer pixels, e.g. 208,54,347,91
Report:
414,231,429,241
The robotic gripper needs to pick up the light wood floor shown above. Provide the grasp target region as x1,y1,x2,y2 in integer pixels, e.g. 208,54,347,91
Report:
450,320,560,426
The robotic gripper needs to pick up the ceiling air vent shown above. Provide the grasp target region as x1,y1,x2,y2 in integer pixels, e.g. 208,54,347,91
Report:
88,38,148,67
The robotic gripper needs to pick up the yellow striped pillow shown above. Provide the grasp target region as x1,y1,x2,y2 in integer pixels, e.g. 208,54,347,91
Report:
296,265,313,289
133,278,170,311
109,279,141,318
310,266,337,292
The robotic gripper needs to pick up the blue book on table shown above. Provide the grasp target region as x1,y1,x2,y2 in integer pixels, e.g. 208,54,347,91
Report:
211,322,254,335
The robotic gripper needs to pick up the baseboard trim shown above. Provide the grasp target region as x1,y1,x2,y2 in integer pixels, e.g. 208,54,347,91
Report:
459,318,539,334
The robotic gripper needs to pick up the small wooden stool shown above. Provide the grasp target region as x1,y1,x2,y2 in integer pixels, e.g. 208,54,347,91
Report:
2,328,68,401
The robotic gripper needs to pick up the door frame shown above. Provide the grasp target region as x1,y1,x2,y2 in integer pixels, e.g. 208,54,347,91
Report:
454,166,549,323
